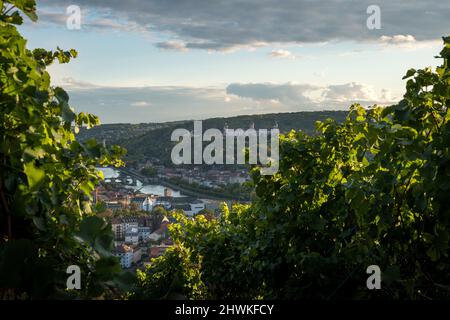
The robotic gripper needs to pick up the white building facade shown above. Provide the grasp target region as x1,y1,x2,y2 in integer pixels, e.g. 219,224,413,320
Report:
113,245,133,269
125,226,139,245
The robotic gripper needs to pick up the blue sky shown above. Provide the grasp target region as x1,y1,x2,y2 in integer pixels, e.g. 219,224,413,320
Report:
18,1,450,123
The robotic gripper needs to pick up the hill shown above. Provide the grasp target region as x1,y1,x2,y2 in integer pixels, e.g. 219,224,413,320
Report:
78,110,349,165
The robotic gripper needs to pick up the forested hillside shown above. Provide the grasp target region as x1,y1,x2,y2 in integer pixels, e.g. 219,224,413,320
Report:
79,111,348,164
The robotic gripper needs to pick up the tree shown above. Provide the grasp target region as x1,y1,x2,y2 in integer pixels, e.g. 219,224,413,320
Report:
196,208,214,219
141,165,157,177
0,0,130,299
151,206,168,231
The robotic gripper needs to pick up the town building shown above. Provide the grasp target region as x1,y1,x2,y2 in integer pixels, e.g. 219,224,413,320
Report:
113,245,133,269
189,199,205,215
150,244,171,258
130,195,154,212
122,216,139,230
111,217,125,240
148,217,170,241
125,226,139,245
138,226,151,241
105,201,123,211
131,245,142,264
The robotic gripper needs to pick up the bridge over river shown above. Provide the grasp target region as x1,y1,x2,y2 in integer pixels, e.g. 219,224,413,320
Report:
117,167,154,185
116,167,237,201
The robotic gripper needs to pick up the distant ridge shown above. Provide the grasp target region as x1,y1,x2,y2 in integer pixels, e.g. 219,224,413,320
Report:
78,110,349,165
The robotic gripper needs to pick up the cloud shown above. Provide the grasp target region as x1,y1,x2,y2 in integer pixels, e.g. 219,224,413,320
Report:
269,49,295,59
37,11,66,25
86,17,149,33
65,84,281,123
323,82,376,102
58,80,398,123
37,0,450,51
376,34,440,50
227,83,320,106
131,101,152,107
36,8,150,34
155,41,188,52
58,77,101,89
227,82,397,108
379,34,416,44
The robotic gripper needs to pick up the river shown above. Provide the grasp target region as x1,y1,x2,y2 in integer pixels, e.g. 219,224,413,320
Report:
98,167,182,197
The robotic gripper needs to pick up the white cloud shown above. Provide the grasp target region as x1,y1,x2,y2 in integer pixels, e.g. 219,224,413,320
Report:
156,41,188,52
377,34,441,50
380,89,394,101
269,49,295,59
323,82,376,102
227,82,397,109
379,35,416,44
58,77,101,89
227,82,321,107
131,101,152,107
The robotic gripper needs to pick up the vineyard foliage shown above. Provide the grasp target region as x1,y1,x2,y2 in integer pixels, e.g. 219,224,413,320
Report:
0,0,129,299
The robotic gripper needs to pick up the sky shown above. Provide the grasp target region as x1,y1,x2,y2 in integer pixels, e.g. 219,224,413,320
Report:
18,0,450,123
